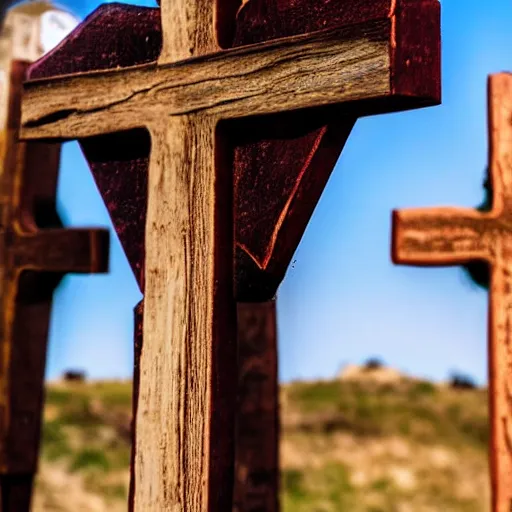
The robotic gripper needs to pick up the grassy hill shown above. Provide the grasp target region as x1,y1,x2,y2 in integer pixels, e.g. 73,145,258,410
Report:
33,376,490,511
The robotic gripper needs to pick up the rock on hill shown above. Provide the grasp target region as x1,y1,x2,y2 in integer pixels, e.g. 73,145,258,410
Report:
338,363,408,385
34,377,490,511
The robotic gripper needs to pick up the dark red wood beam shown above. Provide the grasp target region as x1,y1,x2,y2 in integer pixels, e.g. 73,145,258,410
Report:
234,302,279,512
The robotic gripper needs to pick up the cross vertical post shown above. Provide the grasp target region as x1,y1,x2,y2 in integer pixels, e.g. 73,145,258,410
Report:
131,299,279,512
392,73,512,512
138,114,237,510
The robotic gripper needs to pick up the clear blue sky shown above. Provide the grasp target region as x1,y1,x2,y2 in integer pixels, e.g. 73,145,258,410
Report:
46,0,511,385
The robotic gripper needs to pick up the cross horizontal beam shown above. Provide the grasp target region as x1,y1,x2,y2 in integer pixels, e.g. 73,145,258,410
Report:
22,19,435,140
11,228,108,272
392,208,495,265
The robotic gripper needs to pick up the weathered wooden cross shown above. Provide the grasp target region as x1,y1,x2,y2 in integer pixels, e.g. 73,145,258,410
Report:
393,74,512,512
20,0,440,509
0,59,109,511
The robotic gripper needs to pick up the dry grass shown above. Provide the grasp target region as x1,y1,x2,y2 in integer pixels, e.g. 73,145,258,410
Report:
34,377,490,511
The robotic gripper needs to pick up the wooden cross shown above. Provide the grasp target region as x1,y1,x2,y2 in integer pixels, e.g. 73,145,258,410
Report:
393,73,512,512
26,5,356,509
0,58,109,511
21,0,440,509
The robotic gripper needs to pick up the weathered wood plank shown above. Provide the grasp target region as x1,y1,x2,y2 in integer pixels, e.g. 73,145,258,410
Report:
22,0,441,142
392,209,492,265
133,116,236,510
392,73,512,512
158,0,217,63
131,299,279,512
22,23,392,139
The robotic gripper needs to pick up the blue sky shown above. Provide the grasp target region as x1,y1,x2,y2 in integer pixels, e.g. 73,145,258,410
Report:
46,0,512,385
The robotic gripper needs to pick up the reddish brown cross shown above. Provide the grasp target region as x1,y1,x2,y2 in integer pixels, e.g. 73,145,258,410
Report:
0,60,109,511
393,73,512,512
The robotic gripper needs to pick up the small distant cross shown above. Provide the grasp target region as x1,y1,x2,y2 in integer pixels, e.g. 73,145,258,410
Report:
0,60,108,511
393,73,512,512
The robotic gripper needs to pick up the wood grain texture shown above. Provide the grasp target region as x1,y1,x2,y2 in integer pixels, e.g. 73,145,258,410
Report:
20,0,441,510
131,299,279,512
22,22,392,139
24,0,440,300
234,301,279,512
133,116,236,510
159,0,217,63
392,73,512,512
21,3,441,140
0,61,109,512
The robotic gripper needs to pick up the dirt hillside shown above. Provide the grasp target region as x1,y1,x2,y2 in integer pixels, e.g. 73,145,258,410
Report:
34,375,490,511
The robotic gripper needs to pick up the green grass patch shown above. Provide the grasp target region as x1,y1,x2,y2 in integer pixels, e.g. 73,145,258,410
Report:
45,389,73,406
106,442,132,470
92,382,132,408
409,381,437,397
291,381,342,412
282,469,305,499
282,463,355,512
371,478,392,491
71,449,110,472
103,483,128,501
38,379,489,510
41,420,71,461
